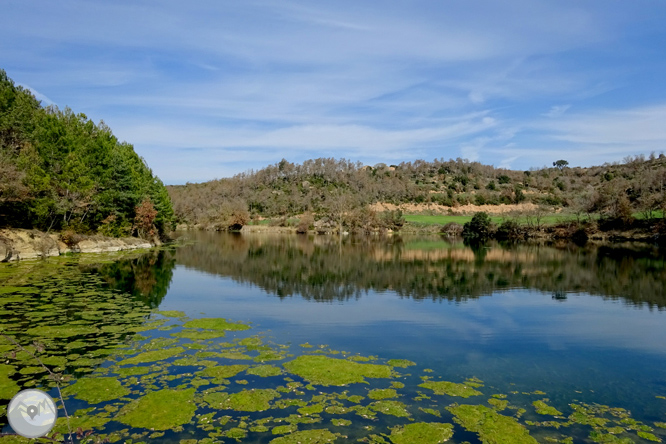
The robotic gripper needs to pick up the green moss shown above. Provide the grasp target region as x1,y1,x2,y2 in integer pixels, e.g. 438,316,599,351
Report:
183,318,250,331
269,429,339,443
115,388,195,430
388,422,454,444
447,404,537,444
655,422,666,429
387,359,416,368
418,380,482,398
117,347,184,365
205,388,280,412
247,365,282,377
63,377,130,403
369,400,411,418
331,418,352,426
368,388,398,400
283,355,392,386
533,400,563,416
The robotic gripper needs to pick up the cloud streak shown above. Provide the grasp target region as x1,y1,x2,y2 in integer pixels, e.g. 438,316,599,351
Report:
2,0,666,182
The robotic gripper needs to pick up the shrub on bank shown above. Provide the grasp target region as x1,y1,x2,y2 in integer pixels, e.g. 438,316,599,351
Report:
462,212,493,241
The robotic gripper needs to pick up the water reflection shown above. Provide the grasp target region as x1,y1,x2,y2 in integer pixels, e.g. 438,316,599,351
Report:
175,232,666,308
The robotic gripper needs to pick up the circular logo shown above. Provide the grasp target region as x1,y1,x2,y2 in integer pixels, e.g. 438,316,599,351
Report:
7,389,58,438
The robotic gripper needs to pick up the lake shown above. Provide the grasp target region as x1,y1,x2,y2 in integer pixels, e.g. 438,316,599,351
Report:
1,232,666,443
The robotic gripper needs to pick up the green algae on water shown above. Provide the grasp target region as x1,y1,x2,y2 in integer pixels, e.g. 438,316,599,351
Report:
419,380,483,398
269,428,339,443
387,359,416,368
117,346,184,365
63,377,130,403
283,355,392,386
204,388,280,412
198,365,249,382
172,329,228,340
183,318,250,331
369,400,411,418
388,422,454,444
368,388,398,400
447,404,538,444
247,365,282,377
116,388,196,430
533,399,563,416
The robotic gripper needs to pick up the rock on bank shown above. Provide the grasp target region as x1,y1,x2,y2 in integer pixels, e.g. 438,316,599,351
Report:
0,229,155,261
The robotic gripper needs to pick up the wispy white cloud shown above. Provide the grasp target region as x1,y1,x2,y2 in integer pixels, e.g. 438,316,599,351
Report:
2,0,666,180
544,105,571,118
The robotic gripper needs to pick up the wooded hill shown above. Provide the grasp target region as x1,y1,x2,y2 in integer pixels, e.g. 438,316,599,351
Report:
0,70,174,239
167,155,666,230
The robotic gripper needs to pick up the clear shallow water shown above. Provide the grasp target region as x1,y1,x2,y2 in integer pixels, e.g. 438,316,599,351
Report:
2,232,666,443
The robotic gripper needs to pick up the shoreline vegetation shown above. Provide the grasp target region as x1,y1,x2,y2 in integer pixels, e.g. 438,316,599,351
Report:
2,68,666,247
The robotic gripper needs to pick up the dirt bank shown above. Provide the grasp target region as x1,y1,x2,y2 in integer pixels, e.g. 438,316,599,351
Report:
0,229,156,261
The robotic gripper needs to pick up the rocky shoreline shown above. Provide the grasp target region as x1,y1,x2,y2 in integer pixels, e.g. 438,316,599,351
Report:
0,228,156,261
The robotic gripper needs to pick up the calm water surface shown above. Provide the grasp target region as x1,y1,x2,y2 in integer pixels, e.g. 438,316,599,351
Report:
1,232,666,443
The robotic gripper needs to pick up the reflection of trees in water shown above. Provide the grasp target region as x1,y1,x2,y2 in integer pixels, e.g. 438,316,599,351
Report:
88,248,176,308
176,232,666,308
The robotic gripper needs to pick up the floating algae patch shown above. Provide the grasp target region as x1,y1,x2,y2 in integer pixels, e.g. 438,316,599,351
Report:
0,364,20,399
533,399,563,416
387,359,416,368
114,366,150,377
387,422,454,444
198,365,249,382
368,388,399,400
488,398,509,411
183,318,250,331
117,346,184,365
369,400,411,418
63,377,130,403
247,365,283,377
204,388,280,412
447,404,538,444
25,325,98,338
156,310,186,317
283,355,392,386
420,407,442,417
117,388,196,430
172,329,228,340
419,380,483,398
269,428,339,443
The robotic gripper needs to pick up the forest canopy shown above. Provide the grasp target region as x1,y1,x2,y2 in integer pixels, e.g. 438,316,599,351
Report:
0,69,174,238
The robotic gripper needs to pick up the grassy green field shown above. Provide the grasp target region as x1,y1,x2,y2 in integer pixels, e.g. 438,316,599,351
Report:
403,213,576,226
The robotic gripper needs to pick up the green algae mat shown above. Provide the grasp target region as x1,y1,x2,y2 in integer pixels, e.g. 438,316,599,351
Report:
2,246,666,443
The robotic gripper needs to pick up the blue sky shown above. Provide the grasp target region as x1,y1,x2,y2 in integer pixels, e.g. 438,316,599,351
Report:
2,1,666,184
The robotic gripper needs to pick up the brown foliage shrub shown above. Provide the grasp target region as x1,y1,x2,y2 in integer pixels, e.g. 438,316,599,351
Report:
60,229,84,247
296,213,314,234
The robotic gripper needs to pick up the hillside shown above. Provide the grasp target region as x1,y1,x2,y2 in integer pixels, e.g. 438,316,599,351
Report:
167,156,666,233
0,70,174,239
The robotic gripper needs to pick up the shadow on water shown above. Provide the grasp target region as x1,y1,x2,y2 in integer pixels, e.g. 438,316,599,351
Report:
175,231,666,308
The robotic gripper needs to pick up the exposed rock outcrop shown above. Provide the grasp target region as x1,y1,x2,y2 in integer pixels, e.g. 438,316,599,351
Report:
0,229,154,261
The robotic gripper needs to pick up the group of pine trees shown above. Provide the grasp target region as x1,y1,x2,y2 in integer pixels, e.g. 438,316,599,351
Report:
0,70,174,238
